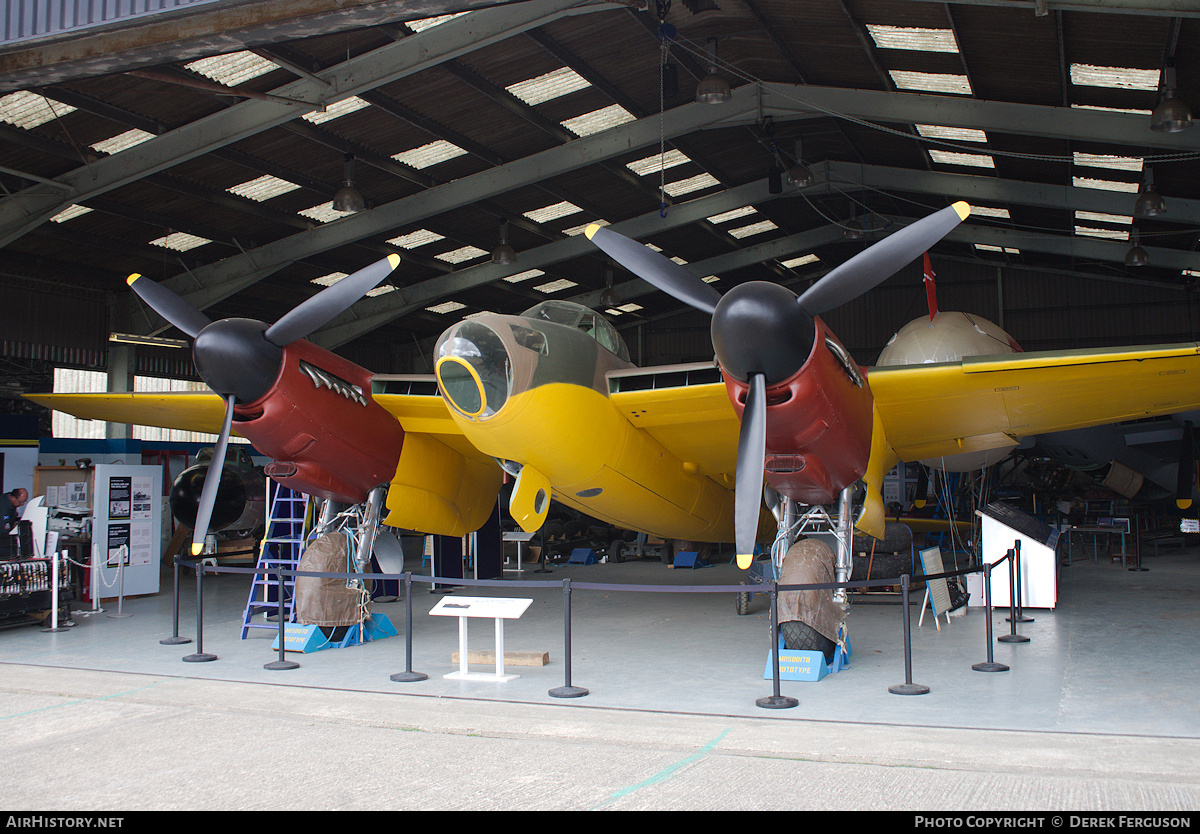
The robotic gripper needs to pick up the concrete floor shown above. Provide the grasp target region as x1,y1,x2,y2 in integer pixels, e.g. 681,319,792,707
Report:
0,544,1198,811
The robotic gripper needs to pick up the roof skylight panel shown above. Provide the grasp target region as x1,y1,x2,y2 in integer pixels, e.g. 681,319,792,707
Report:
729,220,779,238
971,206,1011,219
915,124,987,143
627,149,691,176
90,129,155,155
49,205,93,224
388,229,445,248
1072,152,1143,173
435,245,489,264
975,243,1020,254
889,71,972,95
707,207,757,224
227,175,301,202
866,25,960,53
1075,210,1134,226
426,301,467,314
663,173,721,197
523,201,583,223
561,104,636,137
407,13,468,33
506,67,591,106
503,269,545,284
1072,176,1140,193
391,140,468,169
929,150,995,168
185,51,278,87
1075,226,1129,240
311,272,348,287
564,219,606,237
299,202,355,222
781,254,819,268
150,232,211,252
1069,64,1159,91
534,278,578,293
303,96,370,125
0,91,76,129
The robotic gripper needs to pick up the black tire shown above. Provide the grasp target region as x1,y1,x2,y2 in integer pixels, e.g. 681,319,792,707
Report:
780,620,836,662
735,584,751,615
608,538,625,563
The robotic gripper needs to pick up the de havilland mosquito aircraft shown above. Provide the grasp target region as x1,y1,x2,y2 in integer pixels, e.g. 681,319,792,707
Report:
27,199,1200,654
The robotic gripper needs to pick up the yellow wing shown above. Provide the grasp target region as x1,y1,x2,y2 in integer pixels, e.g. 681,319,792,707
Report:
606,363,740,482
23,392,231,436
870,341,1200,461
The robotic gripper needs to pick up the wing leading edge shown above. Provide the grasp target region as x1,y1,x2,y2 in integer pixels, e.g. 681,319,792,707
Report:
870,341,1200,462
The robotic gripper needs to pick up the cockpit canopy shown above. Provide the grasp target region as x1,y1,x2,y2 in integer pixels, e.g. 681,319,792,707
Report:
521,300,630,362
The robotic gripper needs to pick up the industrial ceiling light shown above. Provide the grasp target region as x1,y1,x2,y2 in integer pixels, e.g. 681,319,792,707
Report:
492,221,517,265
786,139,814,188
600,268,619,308
1152,66,1193,133
332,153,365,213
1125,229,1149,267
695,38,732,104
1134,168,1167,217
843,216,864,240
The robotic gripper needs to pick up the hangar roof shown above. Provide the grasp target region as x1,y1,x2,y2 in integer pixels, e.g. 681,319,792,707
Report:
3,0,1200,372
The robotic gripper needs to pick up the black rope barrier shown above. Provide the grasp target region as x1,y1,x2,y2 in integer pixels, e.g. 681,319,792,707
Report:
169,538,1034,708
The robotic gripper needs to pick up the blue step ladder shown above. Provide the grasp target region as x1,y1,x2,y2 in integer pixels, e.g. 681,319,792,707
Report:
240,482,312,639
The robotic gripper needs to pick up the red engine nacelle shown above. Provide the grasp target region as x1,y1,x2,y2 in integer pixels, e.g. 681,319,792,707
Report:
724,317,874,506
231,340,404,504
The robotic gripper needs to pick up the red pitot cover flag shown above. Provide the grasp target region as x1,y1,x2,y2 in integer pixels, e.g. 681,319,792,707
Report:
923,251,938,321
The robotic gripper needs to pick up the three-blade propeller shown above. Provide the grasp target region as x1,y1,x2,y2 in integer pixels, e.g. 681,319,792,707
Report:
586,202,970,567
127,254,401,556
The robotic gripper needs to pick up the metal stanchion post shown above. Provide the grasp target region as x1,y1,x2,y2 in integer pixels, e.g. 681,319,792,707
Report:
1007,540,1033,624
889,573,929,695
41,551,72,633
160,556,191,645
264,565,298,670
107,546,132,619
998,546,1030,644
549,578,587,698
973,561,1009,672
757,582,799,709
183,560,217,663
391,572,428,683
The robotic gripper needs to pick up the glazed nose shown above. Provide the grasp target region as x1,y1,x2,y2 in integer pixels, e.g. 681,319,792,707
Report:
434,320,512,419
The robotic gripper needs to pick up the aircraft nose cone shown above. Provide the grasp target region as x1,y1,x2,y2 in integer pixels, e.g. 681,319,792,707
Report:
192,318,283,404
711,282,816,384
435,320,512,419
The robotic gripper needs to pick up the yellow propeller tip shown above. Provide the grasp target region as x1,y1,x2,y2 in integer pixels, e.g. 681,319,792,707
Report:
583,223,601,240
191,543,204,556
952,201,971,220
386,253,401,269
1177,499,1192,510
736,553,753,570
914,500,926,509
126,273,141,286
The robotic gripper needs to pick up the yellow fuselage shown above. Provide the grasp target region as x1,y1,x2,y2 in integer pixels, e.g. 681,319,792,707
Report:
450,379,736,541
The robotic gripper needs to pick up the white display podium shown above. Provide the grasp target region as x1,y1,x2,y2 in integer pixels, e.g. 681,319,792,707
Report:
977,502,1061,610
431,596,533,682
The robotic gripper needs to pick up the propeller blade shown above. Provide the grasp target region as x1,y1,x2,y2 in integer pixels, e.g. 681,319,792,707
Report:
735,373,767,569
126,273,212,340
1177,421,1194,510
191,395,235,557
913,464,929,509
797,202,970,315
585,224,721,315
264,254,401,347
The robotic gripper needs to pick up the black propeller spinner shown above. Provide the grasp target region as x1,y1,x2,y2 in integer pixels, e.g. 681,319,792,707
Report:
126,254,401,555
585,202,970,566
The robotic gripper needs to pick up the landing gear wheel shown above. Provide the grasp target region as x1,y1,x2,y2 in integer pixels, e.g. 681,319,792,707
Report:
735,584,751,615
780,620,836,663
608,538,625,563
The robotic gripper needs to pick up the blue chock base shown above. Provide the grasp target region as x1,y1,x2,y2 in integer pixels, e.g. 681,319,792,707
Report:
568,548,597,564
272,612,397,653
764,637,851,681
